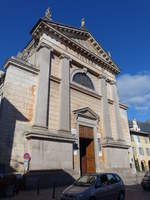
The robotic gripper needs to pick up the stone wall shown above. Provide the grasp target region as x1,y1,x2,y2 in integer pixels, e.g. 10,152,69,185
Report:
29,139,73,170
70,88,101,129
120,107,131,145
0,65,37,172
109,103,118,140
104,147,130,168
51,54,61,79
48,81,60,130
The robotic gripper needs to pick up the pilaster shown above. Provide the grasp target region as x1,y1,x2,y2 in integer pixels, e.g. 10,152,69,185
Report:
99,74,113,141
111,80,124,141
59,53,71,131
33,42,53,128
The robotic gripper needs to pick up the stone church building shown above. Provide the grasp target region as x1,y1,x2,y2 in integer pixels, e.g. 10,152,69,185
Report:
0,9,134,178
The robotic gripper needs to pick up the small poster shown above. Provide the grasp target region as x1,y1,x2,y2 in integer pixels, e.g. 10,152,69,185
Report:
24,159,29,173
72,128,77,138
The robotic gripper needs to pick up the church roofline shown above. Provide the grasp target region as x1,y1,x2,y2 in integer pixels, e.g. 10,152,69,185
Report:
30,18,89,36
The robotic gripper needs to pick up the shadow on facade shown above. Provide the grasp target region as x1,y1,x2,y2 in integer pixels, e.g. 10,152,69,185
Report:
0,98,28,173
24,169,75,190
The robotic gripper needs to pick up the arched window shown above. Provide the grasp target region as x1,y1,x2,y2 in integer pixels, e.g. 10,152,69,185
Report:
72,72,94,90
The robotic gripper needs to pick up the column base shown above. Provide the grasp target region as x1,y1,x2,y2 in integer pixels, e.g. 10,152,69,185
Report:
32,124,48,130
102,139,130,149
117,138,126,143
103,137,114,143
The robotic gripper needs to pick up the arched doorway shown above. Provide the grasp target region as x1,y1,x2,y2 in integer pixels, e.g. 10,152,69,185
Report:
141,160,145,171
148,160,150,170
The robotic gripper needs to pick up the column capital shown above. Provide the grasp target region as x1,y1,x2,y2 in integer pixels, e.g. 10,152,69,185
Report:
60,53,72,62
37,42,53,52
109,80,117,85
99,74,106,80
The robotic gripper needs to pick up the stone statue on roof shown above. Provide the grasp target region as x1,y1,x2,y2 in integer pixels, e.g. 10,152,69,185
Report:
45,7,52,20
81,18,85,28
132,118,141,132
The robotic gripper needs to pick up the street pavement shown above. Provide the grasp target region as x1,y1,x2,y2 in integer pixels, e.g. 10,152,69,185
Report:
1,184,150,200
125,185,150,200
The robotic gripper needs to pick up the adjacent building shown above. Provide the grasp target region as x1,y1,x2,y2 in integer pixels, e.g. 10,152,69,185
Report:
130,119,150,172
0,9,134,179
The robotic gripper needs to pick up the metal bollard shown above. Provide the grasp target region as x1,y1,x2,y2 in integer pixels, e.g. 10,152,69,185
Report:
52,183,55,199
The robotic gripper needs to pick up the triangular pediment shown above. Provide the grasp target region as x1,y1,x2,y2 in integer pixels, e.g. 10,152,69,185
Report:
73,107,99,120
30,18,120,74
46,20,111,60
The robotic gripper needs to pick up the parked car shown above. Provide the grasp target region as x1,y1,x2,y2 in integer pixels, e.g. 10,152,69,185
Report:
61,173,125,200
0,173,23,197
141,171,150,190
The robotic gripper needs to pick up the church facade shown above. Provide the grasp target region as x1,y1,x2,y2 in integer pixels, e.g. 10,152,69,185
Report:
0,10,134,178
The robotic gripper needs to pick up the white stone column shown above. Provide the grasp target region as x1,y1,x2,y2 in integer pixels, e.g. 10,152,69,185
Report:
100,75,113,141
111,81,124,141
34,43,53,128
59,54,71,131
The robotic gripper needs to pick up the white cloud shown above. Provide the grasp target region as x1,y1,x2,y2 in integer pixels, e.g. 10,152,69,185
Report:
117,73,150,112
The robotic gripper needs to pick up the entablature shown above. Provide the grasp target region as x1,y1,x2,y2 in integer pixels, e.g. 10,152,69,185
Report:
3,57,39,75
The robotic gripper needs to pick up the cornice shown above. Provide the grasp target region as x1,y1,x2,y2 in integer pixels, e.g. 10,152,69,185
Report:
70,82,102,100
31,20,120,74
130,130,150,136
50,75,61,83
3,57,39,75
102,140,130,149
108,99,114,104
25,126,75,143
119,102,128,110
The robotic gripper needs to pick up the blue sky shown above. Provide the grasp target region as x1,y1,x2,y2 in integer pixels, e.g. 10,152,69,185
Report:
0,0,150,121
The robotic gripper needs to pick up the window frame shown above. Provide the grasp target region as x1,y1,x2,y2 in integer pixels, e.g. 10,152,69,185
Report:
146,148,150,156
139,147,144,155
72,72,95,91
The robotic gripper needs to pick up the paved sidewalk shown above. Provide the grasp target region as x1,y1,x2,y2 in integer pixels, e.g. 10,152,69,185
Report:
125,185,150,200
1,184,150,200
0,186,65,200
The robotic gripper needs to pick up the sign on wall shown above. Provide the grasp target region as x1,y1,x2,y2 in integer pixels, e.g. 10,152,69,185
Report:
71,128,77,138
97,132,102,157
23,153,31,173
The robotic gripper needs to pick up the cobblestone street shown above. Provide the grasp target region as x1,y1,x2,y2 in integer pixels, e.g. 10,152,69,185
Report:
0,184,149,200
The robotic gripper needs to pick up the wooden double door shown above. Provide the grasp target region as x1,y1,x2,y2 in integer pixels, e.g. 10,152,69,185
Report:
79,125,96,175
